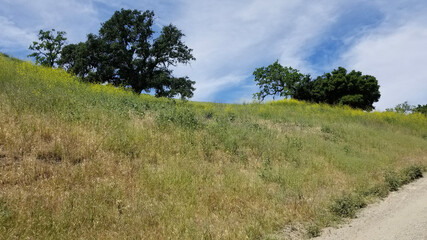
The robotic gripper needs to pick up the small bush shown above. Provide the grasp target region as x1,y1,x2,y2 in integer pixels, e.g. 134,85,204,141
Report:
384,165,423,192
205,111,214,119
0,199,14,226
384,170,401,191
307,224,321,238
321,125,333,134
401,165,423,185
362,184,389,198
330,194,366,218
157,106,199,129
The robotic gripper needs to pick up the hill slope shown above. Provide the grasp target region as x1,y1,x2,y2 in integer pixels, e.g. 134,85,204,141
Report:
1,54,426,239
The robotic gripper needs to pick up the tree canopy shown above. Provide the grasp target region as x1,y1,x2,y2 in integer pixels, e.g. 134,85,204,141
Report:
59,9,196,99
253,62,381,110
28,29,67,67
414,104,427,115
386,101,414,114
303,67,381,110
387,102,427,115
253,60,310,101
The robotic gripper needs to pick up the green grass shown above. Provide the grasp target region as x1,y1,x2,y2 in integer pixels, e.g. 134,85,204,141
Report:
1,54,427,239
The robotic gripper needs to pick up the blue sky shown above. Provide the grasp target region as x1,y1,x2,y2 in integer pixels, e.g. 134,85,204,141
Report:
1,0,427,110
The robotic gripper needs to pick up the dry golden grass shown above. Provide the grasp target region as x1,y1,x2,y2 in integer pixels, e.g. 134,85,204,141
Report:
1,54,427,239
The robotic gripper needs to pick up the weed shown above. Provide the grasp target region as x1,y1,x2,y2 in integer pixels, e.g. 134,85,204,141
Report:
0,200,13,225
157,106,199,129
330,194,366,218
383,165,423,193
362,184,389,198
1,54,427,239
205,111,214,119
307,224,321,238
401,165,423,184
36,142,63,163
259,157,273,180
321,126,333,134
384,170,402,191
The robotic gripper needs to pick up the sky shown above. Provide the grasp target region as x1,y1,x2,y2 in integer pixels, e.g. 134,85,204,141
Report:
1,0,427,110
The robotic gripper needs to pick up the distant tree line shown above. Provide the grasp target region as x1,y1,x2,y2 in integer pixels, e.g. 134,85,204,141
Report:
414,104,427,115
28,9,195,99
253,61,381,110
386,101,427,115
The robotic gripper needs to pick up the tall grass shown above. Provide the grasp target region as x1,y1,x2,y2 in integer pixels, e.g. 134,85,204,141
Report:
1,54,426,239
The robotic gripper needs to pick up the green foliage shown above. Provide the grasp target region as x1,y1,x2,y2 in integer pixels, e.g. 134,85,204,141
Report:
253,63,381,110
60,9,195,99
304,67,381,110
385,165,423,191
385,102,427,116
401,165,423,184
0,199,14,225
386,101,415,114
253,60,309,101
157,105,199,129
362,184,389,198
28,29,67,67
413,104,427,115
1,54,427,239
338,94,364,108
0,52,10,58
330,194,366,218
384,170,401,191
58,35,106,82
306,224,321,238
332,164,423,221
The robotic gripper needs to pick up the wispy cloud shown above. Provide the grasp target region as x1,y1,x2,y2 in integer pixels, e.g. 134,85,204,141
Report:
0,0,99,44
173,0,342,101
341,1,427,110
0,16,34,50
342,22,427,110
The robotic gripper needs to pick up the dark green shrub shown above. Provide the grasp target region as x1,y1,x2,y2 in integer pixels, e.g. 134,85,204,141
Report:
401,165,423,185
321,125,333,134
205,111,214,119
157,106,199,129
307,224,321,238
0,199,14,226
366,184,389,198
330,194,366,218
384,165,423,192
384,170,401,191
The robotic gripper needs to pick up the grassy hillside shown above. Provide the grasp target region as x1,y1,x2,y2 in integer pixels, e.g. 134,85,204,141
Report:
1,53,426,239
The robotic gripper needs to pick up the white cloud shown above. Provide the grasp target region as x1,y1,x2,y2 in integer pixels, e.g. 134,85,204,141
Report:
0,0,100,45
173,0,342,101
342,12,427,110
277,2,339,74
193,73,250,102
0,16,35,49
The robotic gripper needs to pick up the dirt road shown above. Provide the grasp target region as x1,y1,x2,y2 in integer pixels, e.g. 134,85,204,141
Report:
316,176,427,240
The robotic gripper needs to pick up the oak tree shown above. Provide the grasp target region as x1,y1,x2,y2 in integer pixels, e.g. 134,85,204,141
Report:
60,9,196,99
28,29,67,67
